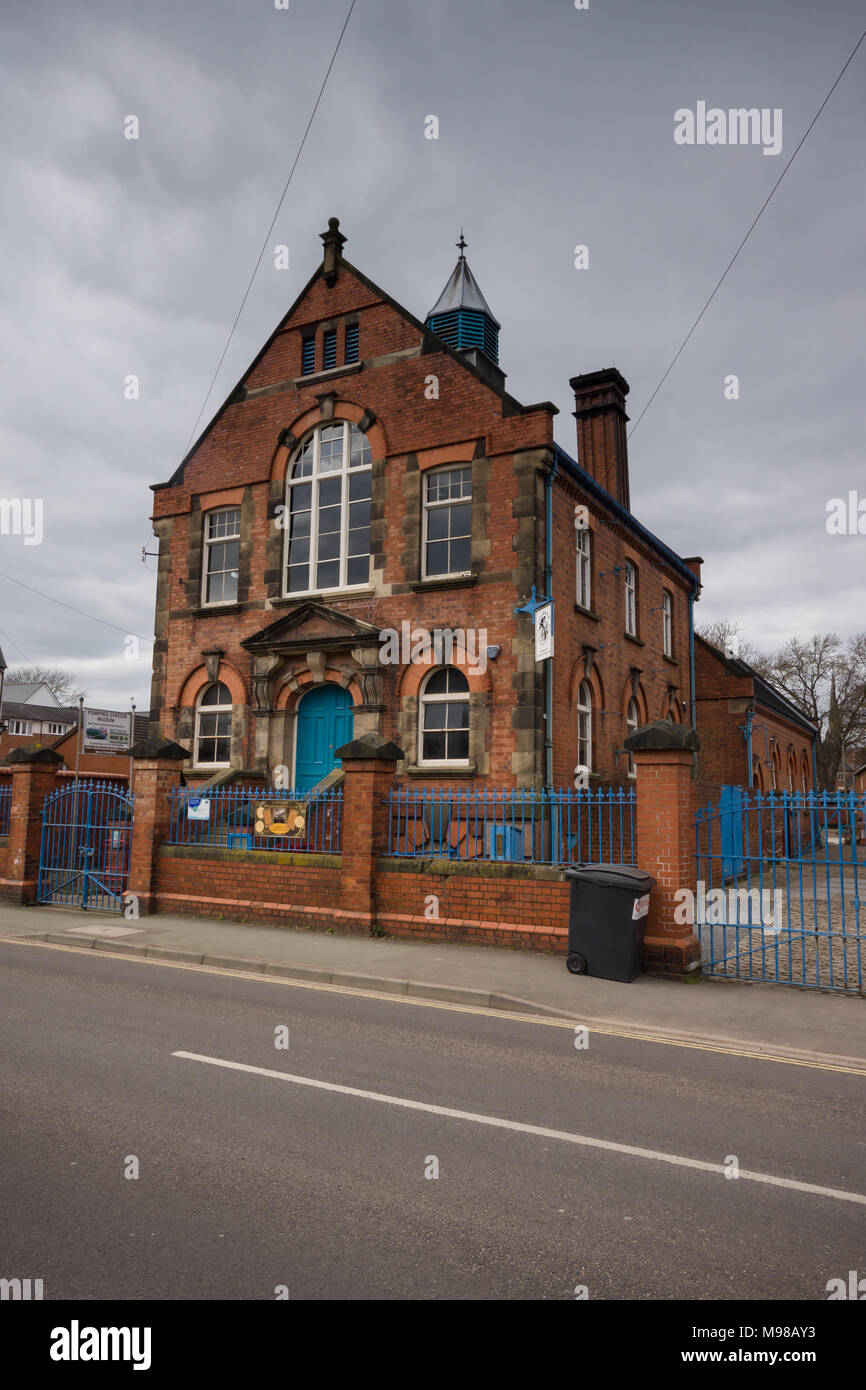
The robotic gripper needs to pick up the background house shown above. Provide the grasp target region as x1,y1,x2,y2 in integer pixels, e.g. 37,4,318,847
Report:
0,667,78,760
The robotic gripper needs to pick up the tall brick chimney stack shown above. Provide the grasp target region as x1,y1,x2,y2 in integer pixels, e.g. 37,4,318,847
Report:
570,367,631,510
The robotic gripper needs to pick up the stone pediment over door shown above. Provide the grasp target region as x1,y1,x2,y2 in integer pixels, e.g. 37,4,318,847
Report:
241,601,382,656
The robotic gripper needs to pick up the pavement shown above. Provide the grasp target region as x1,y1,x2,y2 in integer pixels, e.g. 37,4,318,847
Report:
1,900,863,1065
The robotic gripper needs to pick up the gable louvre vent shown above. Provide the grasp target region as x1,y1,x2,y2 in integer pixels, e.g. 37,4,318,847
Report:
427,308,498,363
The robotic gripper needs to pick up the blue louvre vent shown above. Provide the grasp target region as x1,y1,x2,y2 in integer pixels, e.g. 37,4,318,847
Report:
301,336,315,374
323,329,337,370
345,323,359,363
428,309,499,363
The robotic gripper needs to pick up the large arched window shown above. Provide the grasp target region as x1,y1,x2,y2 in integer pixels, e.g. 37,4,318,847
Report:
419,667,470,765
626,697,639,777
194,682,233,768
577,680,593,772
284,421,372,595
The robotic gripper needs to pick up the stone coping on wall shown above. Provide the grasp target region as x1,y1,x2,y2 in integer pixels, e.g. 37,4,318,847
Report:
376,855,566,881
158,844,341,869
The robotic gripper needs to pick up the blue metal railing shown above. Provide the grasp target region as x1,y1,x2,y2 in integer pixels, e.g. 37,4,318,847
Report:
167,785,343,854
0,780,12,836
695,789,865,993
385,786,636,865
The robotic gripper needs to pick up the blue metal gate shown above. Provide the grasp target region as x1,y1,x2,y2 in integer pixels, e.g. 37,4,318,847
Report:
695,789,865,994
38,780,134,912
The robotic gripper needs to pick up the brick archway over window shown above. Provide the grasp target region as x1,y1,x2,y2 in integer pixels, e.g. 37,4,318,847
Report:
177,662,247,710
269,400,387,482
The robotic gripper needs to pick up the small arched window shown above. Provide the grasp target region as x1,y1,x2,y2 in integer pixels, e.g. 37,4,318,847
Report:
626,698,639,777
194,682,233,768
284,421,372,595
577,681,593,772
576,528,592,610
419,668,470,764
624,562,637,636
662,590,673,657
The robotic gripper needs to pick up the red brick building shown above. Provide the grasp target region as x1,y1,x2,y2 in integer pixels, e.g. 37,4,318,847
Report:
146,220,715,793
693,635,816,792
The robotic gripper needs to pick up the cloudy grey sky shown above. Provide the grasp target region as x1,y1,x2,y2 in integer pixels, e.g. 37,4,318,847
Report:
1,0,863,711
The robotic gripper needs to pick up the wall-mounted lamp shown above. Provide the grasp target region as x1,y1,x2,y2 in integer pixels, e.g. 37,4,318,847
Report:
486,646,501,661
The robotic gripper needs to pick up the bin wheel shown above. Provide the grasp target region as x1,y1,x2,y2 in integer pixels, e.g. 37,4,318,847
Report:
566,952,587,975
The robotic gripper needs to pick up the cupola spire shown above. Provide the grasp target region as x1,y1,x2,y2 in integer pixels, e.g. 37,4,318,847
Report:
425,233,503,386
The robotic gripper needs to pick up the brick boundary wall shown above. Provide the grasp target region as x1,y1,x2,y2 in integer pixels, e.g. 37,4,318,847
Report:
155,845,352,929
0,730,705,978
374,857,569,952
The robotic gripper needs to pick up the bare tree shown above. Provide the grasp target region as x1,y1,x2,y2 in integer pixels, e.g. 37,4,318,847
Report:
764,634,866,790
696,620,768,673
5,665,87,706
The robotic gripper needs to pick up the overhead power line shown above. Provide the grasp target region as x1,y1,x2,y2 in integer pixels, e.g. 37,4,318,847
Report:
183,0,359,454
0,625,34,665
628,29,866,439
0,570,153,643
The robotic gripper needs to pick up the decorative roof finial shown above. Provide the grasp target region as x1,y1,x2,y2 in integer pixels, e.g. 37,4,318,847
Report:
320,215,347,287
456,229,467,260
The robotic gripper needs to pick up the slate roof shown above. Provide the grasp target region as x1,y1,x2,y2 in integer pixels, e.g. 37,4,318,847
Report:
695,635,817,736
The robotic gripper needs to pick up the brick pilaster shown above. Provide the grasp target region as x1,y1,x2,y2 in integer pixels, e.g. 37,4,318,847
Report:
128,738,188,915
336,732,403,931
0,748,64,905
626,721,702,977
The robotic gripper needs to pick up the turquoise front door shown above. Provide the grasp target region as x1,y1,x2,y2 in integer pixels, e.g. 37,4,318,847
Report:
294,685,354,792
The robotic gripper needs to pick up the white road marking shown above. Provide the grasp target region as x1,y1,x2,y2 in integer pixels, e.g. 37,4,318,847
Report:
172,1050,866,1206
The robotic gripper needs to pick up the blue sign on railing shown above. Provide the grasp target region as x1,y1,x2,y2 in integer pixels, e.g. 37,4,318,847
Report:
168,785,343,855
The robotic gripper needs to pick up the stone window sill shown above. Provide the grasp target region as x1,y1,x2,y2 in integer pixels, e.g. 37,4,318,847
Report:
624,632,645,647
574,604,601,622
295,362,362,388
268,588,375,608
405,763,477,779
409,575,478,593
189,603,244,618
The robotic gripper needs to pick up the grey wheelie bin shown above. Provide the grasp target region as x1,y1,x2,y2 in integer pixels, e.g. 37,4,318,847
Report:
564,864,656,982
